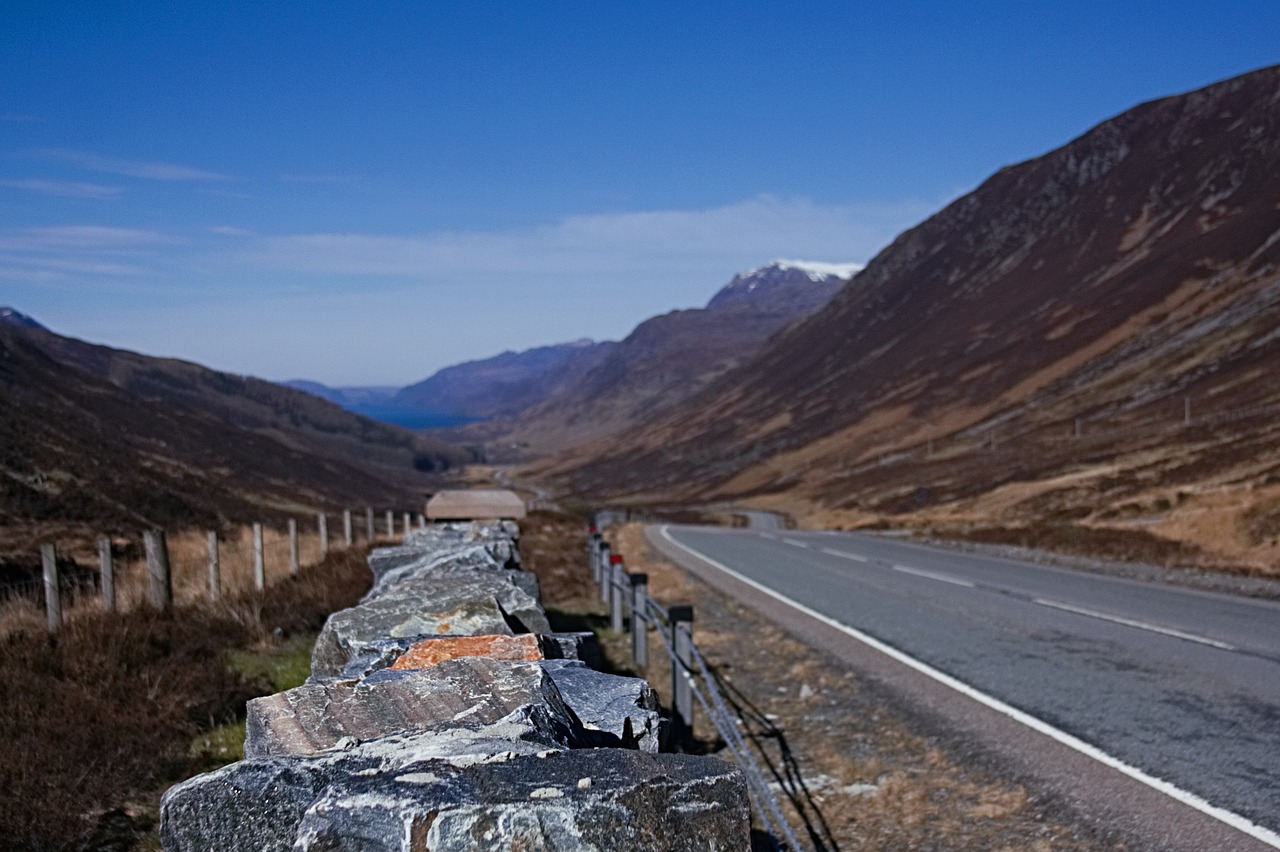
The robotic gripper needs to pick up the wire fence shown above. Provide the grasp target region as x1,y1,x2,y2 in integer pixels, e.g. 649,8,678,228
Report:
2,506,427,635
588,519,810,852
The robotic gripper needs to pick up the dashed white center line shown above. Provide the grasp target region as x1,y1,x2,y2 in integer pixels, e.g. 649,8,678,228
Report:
892,564,976,588
821,548,868,562
782,537,809,548
1033,598,1237,651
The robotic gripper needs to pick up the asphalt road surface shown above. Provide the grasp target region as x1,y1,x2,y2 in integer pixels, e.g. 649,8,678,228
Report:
650,525,1280,851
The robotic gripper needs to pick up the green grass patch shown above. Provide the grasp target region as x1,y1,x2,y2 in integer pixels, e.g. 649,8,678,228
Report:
226,631,316,693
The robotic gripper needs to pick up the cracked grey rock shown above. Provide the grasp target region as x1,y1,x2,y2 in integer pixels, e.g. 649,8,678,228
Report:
540,660,664,753
311,572,550,679
314,631,601,683
246,658,579,758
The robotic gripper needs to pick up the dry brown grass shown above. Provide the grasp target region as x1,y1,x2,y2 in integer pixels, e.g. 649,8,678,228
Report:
0,543,373,851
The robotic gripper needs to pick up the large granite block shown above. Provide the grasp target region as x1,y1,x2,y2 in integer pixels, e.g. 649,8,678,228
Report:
162,745,748,852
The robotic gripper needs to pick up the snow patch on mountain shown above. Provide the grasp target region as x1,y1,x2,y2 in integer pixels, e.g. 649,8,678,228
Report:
746,259,864,282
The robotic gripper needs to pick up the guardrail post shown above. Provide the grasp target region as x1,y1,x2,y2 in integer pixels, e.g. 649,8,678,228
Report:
288,519,300,575
318,512,329,556
253,523,265,591
597,543,612,601
609,555,626,633
41,543,61,633
670,604,694,743
144,529,172,610
207,530,221,600
343,509,353,547
630,573,649,667
98,535,115,612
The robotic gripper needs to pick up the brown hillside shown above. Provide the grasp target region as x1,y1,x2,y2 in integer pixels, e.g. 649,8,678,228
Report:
0,322,467,557
540,65,1280,572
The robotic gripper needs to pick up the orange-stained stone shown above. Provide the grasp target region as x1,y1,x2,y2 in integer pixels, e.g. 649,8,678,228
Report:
389,633,544,670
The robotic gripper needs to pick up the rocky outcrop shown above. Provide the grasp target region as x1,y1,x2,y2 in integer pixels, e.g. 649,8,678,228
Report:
161,520,748,850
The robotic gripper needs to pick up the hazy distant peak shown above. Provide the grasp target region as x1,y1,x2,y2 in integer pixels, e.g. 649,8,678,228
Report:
0,307,46,330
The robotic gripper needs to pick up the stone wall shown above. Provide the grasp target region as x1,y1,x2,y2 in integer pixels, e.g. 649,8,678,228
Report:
160,521,750,850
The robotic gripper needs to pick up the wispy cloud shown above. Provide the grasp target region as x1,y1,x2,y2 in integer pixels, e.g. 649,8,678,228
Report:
0,179,123,199
238,195,935,280
30,148,232,181
278,173,357,184
0,225,180,282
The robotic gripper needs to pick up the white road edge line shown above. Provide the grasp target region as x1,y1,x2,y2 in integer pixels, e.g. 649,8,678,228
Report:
658,525,1280,849
1034,598,1237,651
821,547,868,562
892,564,976,588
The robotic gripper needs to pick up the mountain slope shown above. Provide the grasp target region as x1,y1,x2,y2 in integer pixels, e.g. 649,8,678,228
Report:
544,65,1280,570
9,322,469,481
497,260,856,452
0,319,472,543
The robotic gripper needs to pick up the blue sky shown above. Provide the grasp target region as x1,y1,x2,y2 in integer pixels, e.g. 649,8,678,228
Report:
3,2,1278,385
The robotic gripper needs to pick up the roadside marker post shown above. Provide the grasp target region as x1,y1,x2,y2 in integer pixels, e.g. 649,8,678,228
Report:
630,572,649,668
609,555,626,633
669,604,695,742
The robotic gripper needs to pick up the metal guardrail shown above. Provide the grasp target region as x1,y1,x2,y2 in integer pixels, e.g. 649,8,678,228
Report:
587,521,808,852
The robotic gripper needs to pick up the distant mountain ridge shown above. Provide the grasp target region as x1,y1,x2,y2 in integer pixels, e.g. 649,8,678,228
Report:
486,259,857,452
392,339,599,419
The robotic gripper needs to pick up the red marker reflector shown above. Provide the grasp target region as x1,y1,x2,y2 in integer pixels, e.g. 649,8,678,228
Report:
609,554,624,564
588,525,597,533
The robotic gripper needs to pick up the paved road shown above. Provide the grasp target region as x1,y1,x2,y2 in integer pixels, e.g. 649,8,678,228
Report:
652,525,1280,850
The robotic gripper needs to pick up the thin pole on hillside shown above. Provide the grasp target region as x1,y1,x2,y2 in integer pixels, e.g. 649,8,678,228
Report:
288,519,300,575
41,543,61,633
253,523,265,591
207,531,221,600
98,535,115,612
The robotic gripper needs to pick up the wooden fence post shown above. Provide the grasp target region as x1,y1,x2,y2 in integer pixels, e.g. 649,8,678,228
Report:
630,572,649,668
144,529,172,611
402,511,411,539
207,531,221,600
253,523,265,591
98,535,115,612
288,518,300,575
385,510,394,539
318,513,329,556
41,543,61,633
417,513,426,531
365,507,374,542
343,509,353,547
